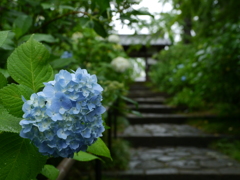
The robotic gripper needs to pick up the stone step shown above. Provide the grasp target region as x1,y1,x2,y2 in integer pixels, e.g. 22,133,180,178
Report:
128,104,184,114
103,147,240,180
118,124,239,147
126,113,217,124
129,85,151,91
127,97,166,105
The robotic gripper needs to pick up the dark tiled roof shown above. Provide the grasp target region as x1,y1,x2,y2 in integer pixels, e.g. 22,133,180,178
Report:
119,34,171,46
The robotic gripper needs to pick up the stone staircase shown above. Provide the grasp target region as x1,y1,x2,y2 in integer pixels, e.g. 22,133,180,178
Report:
104,82,240,180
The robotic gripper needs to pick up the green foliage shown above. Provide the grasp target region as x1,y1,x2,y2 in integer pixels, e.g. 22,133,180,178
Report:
87,138,112,160
13,15,33,39
150,0,240,114
19,34,56,44
73,151,101,162
41,165,60,180
0,72,7,89
0,31,9,47
7,37,53,92
211,139,240,162
188,119,240,136
0,105,22,133
0,84,34,117
102,139,130,170
0,132,47,180
0,0,148,178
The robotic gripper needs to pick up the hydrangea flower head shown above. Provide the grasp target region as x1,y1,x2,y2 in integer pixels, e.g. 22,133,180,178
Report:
19,68,105,158
111,57,131,73
181,76,186,81
107,34,120,43
61,51,73,58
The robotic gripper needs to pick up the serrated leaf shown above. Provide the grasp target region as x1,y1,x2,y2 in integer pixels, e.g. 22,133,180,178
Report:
0,132,47,180
0,31,9,47
0,84,34,118
7,37,53,92
0,72,7,89
41,165,59,180
19,34,56,44
73,151,101,162
87,138,112,160
0,105,22,133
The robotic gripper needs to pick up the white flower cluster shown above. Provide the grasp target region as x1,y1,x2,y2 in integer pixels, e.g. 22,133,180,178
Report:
111,57,131,73
107,34,120,43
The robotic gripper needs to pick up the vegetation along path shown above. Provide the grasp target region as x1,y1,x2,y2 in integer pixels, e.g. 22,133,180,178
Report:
104,82,240,180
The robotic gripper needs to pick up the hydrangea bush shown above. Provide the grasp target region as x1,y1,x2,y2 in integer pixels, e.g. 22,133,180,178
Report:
0,35,111,180
20,68,105,158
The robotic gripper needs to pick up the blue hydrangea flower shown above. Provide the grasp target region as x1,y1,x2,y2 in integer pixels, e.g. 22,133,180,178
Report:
19,68,105,158
61,51,73,58
181,76,186,81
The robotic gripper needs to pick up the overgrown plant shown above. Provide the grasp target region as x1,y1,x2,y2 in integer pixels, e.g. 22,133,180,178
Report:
0,33,111,180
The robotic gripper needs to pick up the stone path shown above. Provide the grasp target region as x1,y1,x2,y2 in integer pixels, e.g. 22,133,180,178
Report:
104,82,240,180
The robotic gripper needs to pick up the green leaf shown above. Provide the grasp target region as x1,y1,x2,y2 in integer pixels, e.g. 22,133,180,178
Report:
79,17,93,28
0,105,22,133
59,5,75,11
0,31,9,47
120,95,138,109
41,165,59,180
19,34,56,44
0,68,10,79
95,0,110,12
87,138,112,160
13,15,32,39
0,132,47,180
0,72,7,89
131,110,142,117
41,3,53,9
0,84,34,117
93,20,108,38
73,151,101,162
0,32,15,50
50,58,75,69
7,37,53,92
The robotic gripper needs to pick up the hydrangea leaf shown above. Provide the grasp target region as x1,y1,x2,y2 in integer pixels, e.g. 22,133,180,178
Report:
7,37,53,92
0,31,9,47
0,105,22,133
40,165,59,180
87,138,112,160
19,34,56,44
50,57,75,69
93,20,108,38
0,84,34,117
13,15,32,39
0,132,47,180
73,151,102,162
0,72,7,89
